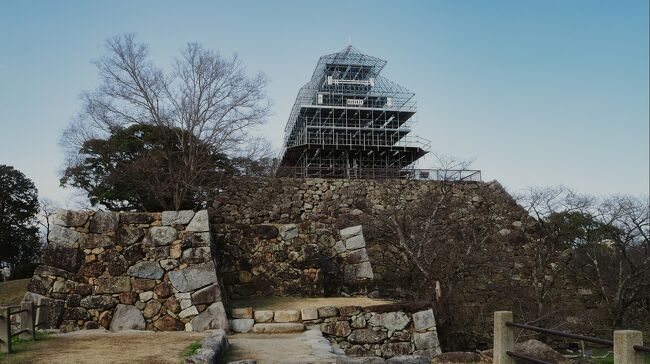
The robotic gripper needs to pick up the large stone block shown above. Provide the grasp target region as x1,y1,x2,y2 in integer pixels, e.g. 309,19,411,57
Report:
148,226,178,246
119,212,154,225
356,261,374,280
380,342,413,358
368,312,410,331
80,234,114,249
53,210,90,227
127,261,164,280
80,295,116,309
181,232,211,248
181,247,212,264
274,310,300,322
154,282,174,299
117,226,145,246
339,306,362,317
186,210,209,232
340,225,362,239
317,306,339,318
179,306,199,319
301,307,318,321
168,262,218,292
143,300,162,319
27,275,52,295
278,224,298,240
229,318,255,333
162,210,195,226
412,309,436,331
89,212,119,234
231,307,253,319
345,235,366,250
347,248,369,264
122,244,145,265
188,283,219,304
63,307,89,321
95,277,131,294
251,323,304,333
110,304,145,331
132,278,157,291
153,315,184,331
348,329,388,344
320,321,351,337
412,331,439,350
190,302,229,332
254,310,273,323
41,244,83,272
33,265,70,279
49,225,81,246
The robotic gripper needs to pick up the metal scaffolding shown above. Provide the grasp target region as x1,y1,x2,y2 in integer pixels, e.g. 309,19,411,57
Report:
276,46,430,179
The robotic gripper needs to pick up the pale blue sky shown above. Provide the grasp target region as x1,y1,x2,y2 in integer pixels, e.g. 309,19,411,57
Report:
0,0,648,206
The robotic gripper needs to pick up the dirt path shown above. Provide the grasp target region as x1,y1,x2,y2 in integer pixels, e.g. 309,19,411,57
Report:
1,330,207,364
223,331,341,364
229,296,395,311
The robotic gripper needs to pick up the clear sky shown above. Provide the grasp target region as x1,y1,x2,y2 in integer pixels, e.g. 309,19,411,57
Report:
1,0,648,207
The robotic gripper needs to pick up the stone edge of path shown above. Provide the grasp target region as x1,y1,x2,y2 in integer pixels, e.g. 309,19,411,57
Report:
184,329,229,364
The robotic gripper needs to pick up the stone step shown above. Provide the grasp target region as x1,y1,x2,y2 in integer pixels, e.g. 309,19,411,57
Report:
251,323,305,333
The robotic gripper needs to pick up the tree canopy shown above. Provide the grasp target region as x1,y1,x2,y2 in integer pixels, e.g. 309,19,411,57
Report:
61,124,232,211
61,34,271,210
0,165,41,267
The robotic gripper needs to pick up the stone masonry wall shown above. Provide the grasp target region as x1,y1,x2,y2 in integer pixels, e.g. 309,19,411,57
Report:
24,210,228,332
210,177,522,302
226,301,441,359
215,222,374,299
315,303,441,359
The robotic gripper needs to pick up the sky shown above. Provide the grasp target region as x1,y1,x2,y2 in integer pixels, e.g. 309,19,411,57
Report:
0,0,648,207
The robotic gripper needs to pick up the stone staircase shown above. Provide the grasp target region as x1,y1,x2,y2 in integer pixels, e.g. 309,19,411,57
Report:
226,301,442,359
229,307,306,333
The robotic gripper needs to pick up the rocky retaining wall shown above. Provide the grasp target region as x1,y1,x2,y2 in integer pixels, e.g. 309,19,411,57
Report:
227,301,440,359
216,223,374,299
24,210,228,332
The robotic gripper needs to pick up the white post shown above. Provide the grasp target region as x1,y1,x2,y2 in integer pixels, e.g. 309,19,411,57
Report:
614,330,643,364
19,301,35,340
493,311,515,364
35,297,51,330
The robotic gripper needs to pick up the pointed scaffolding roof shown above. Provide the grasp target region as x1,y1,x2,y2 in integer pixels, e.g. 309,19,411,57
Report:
310,45,387,81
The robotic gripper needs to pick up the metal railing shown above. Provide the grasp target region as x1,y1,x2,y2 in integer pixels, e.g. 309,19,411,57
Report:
275,167,482,182
0,297,51,353
493,311,649,364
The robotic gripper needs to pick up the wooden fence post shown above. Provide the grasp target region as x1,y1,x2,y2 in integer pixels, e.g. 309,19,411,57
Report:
19,302,35,340
614,330,643,364
35,297,51,330
0,307,11,353
494,311,515,364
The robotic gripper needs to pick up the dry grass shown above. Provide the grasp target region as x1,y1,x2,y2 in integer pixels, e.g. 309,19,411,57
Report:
0,279,30,306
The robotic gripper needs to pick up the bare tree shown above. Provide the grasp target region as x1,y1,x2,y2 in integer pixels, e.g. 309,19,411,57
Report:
62,34,271,210
352,162,525,349
515,186,594,324
573,195,650,327
37,198,59,243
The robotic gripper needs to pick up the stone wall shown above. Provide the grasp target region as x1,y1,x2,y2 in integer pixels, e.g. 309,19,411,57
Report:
215,223,374,299
226,301,441,359
24,210,228,332
210,177,525,303
315,303,441,359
